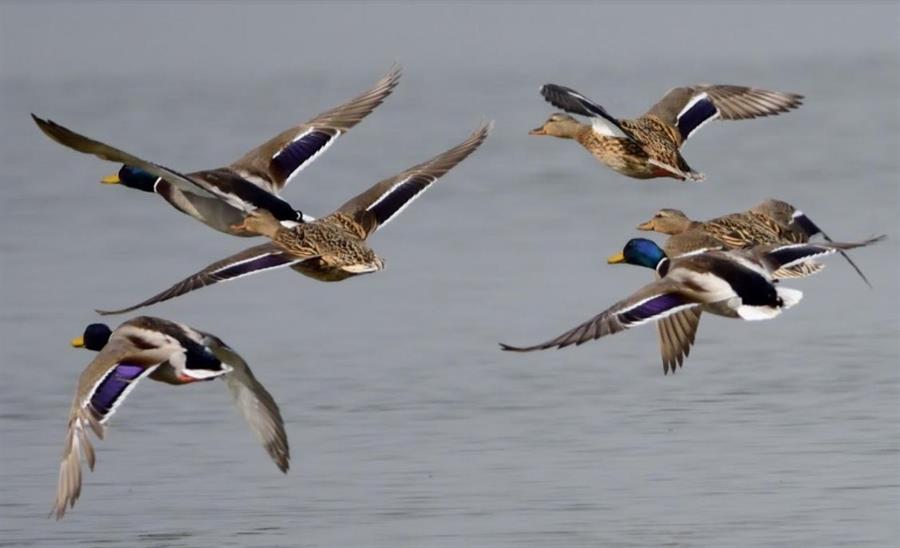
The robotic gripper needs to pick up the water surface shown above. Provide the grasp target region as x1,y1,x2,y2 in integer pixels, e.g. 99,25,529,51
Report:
1,3,898,547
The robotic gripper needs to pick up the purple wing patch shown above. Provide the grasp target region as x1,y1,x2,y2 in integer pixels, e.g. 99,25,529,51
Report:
368,175,433,226
89,363,145,419
271,130,333,182
677,96,718,140
213,252,294,280
620,294,687,325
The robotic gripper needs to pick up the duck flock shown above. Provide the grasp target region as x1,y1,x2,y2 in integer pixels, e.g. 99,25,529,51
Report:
33,65,884,519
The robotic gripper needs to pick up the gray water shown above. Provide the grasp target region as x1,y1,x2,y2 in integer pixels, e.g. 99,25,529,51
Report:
1,3,898,547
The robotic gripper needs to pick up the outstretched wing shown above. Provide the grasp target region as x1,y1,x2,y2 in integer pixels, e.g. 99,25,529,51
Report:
31,115,252,212
333,121,491,238
230,65,401,194
754,236,885,274
644,85,803,144
500,281,700,352
540,84,635,140
787,209,876,288
96,243,313,315
53,337,175,519
198,335,290,473
656,308,702,375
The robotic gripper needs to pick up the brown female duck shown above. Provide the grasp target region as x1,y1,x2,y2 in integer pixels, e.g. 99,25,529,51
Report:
530,84,803,181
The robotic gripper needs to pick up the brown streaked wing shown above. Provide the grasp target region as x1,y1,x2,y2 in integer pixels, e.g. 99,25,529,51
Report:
334,121,492,237
702,214,791,248
229,65,401,193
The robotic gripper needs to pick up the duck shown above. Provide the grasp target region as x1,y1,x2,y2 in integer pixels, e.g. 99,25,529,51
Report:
636,199,875,285
638,199,880,372
500,236,883,371
95,121,492,315
530,83,803,181
32,65,401,236
53,316,289,520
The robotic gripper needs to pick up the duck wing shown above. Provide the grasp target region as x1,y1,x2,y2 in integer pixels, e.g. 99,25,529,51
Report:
656,308,702,375
540,84,636,140
644,85,803,144
52,335,179,519
199,334,290,473
96,243,315,315
229,65,401,194
333,121,491,238
31,114,259,213
500,280,700,352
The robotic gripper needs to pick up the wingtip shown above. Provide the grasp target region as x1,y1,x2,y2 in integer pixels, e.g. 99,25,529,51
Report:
31,113,52,130
499,342,529,352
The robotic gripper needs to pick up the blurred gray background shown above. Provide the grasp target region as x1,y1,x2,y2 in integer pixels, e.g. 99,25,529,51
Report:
1,2,898,547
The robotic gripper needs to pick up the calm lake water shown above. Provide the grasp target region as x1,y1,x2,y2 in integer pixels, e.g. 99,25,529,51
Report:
1,3,898,547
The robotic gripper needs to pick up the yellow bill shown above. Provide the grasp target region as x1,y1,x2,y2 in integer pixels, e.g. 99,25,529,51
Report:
607,252,626,264
101,173,120,184
70,336,85,348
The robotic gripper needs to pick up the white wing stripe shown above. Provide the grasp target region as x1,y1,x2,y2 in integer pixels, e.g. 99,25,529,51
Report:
82,364,160,425
274,129,341,190
365,174,436,229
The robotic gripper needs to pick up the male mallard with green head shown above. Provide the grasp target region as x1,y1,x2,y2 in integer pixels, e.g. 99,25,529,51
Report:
53,316,289,519
33,65,400,236
501,236,883,371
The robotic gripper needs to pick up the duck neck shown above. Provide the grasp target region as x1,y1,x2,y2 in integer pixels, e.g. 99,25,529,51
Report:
655,257,671,277
573,123,599,143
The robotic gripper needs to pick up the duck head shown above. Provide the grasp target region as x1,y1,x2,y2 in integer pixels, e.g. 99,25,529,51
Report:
71,323,112,350
529,113,582,139
101,165,159,193
608,238,667,270
636,208,694,234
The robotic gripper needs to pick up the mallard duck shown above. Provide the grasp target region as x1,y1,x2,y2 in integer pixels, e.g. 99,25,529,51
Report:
94,122,492,315
638,199,880,372
500,236,883,370
32,65,400,236
53,316,289,519
530,84,803,181
637,199,875,285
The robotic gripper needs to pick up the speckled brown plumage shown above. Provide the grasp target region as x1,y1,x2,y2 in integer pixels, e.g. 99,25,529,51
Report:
638,205,822,279
532,83,803,181
637,198,882,372
238,210,384,282
96,122,492,314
